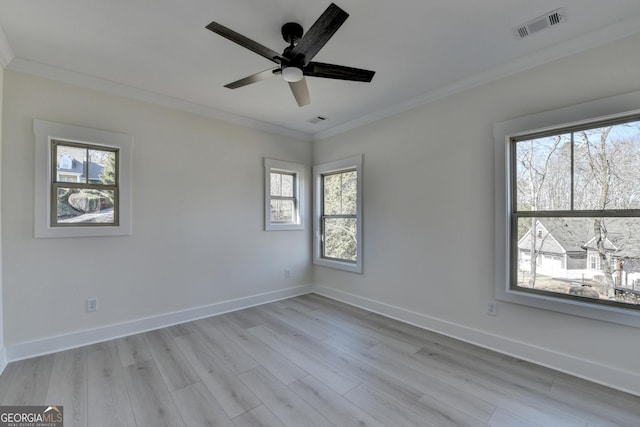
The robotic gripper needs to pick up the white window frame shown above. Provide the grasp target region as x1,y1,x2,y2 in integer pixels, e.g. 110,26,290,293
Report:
494,90,640,327
264,158,305,231
313,155,363,273
34,119,133,238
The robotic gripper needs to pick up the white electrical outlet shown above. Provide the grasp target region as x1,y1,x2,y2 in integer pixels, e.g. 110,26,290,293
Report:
285,267,292,278
487,301,497,316
87,298,98,312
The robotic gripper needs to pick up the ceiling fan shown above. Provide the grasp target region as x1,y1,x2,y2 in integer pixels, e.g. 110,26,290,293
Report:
206,3,375,107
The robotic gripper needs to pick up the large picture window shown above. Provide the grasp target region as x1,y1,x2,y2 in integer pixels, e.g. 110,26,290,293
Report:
495,91,640,327
512,116,640,309
313,156,362,273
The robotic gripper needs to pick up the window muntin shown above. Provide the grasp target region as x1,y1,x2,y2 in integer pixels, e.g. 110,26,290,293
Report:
264,158,305,231
511,115,640,309
52,140,119,227
313,155,362,273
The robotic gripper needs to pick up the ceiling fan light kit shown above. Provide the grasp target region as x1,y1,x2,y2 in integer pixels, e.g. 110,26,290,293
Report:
206,2,375,107
281,66,304,82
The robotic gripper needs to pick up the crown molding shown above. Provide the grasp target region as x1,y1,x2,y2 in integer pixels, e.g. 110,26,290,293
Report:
4,14,640,142
6,57,312,142
313,15,640,141
0,24,15,67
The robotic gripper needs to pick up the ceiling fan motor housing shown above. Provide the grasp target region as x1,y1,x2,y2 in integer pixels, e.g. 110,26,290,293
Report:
281,22,304,44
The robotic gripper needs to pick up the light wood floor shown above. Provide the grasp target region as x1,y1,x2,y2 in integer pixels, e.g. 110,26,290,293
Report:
0,294,639,426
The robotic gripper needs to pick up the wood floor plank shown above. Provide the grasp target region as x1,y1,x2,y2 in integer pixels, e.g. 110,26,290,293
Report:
249,325,360,395
166,322,194,338
489,408,544,427
123,359,185,427
174,333,261,418
171,382,235,427
232,405,285,427
238,367,333,427
290,375,386,427
86,341,137,427
192,318,260,375
327,336,496,423
284,329,425,403
257,302,335,340
116,333,152,367
311,307,420,353
143,329,199,392
1,354,54,405
45,347,87,427
0,362,20,404
345,384,437,427
210,315,307,385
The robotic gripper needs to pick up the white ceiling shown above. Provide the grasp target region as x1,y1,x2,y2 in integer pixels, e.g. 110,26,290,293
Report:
1,1,640,140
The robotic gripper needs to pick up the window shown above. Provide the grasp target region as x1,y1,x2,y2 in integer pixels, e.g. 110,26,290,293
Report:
51,140,119,227
34,119,132,238
495,91,640,327
264,158,305,231
313,156,362,273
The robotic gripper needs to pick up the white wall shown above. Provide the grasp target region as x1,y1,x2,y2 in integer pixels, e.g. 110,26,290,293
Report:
2,71,311,351
313,33,640,395
0,63,4,365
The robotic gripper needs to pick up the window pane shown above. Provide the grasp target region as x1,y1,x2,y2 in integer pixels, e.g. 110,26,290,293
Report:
56,188,115,224
89,149,116,185
574,121,640,210
56,144,87,184
281,173,294,197
270,199,294,223
323,171,357,215
341,171,357,214
515,134,571,211
323,217,357,261
270,172,281,197
515,216,640,306
323,174,342,215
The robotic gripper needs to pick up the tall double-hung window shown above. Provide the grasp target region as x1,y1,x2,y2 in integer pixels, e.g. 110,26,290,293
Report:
313,155,362,273
495,94,640,326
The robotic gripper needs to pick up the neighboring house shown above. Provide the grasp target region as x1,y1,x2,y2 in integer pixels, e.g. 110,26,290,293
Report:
57,152,104,183
518,218,640,290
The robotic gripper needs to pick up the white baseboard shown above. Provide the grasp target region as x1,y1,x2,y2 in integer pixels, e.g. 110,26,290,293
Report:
312,285,640,397
6,284,313,363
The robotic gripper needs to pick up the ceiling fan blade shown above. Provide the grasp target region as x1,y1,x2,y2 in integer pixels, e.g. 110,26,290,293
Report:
206,22,284,64
288,78,310,106
289,3,348,65
224,68,279,89
304,62,375,82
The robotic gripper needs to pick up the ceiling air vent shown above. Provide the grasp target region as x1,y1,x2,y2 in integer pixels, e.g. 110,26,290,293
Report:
308,116,328,124
513,8,566,39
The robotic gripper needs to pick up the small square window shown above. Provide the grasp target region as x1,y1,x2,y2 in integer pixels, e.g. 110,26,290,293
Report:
34,119,132,238
264,159,305,231
52,141,119,227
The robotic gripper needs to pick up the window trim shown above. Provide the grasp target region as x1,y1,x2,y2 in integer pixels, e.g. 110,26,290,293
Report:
34,119,132,238
494,90,640,327
264,158,305,231
313,155,363,273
